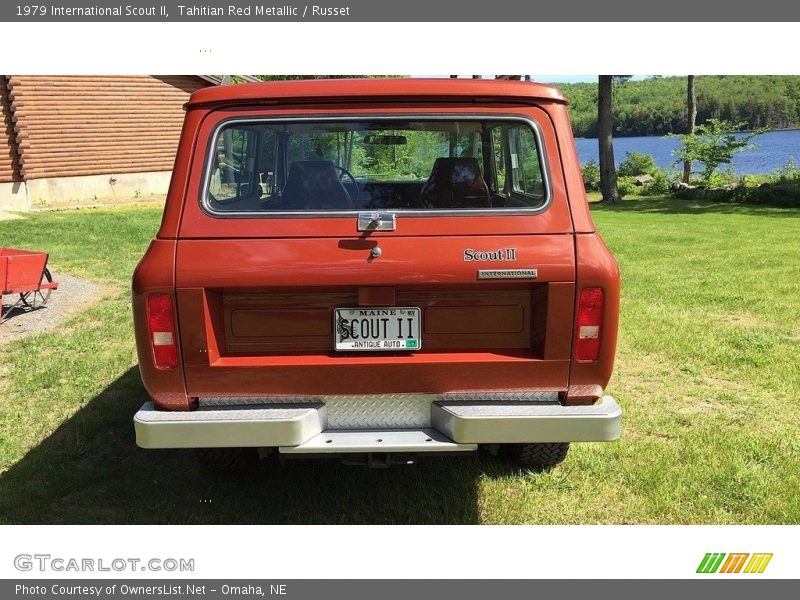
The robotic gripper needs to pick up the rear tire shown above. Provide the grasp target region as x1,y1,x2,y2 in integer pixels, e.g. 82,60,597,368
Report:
196,447,257,474
503,442,570,471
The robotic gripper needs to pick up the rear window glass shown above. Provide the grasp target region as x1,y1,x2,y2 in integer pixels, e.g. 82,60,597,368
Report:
203,119,548,214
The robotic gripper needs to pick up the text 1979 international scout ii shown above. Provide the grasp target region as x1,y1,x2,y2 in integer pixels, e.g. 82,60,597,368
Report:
132,78,621,471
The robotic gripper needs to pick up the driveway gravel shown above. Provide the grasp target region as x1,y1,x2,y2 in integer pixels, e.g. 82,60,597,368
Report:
0,271,101,344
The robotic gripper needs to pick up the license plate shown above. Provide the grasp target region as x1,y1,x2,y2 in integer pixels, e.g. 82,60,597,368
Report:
334,307,421,351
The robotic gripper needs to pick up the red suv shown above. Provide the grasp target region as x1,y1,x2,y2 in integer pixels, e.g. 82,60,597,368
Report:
132,78,621,471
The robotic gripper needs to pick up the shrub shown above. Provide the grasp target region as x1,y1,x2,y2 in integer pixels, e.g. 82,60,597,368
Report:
617,176,638,198
581,160,600,191
641,170,672,195
618,151,657,177
773,158,800,184
707,168,737,189
732,182,800,207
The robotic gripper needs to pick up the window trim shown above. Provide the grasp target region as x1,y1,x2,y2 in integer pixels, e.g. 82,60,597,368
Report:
200,114,553,219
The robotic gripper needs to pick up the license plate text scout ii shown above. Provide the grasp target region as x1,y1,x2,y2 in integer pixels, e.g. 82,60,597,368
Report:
335,307,421,351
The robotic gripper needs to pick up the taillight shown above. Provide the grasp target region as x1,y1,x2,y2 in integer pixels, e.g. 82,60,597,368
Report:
147,293,178,370
576,287,604,362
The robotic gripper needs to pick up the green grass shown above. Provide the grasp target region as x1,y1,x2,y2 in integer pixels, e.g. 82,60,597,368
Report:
1,198,798,524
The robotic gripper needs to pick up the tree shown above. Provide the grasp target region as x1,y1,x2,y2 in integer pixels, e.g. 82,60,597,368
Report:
671,119,765,185
683,75,697,183
597,76,619,203
560,75,800,138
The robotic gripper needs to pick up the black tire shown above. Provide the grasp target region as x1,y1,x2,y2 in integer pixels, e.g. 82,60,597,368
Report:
503,442,570,471
196,447,258,474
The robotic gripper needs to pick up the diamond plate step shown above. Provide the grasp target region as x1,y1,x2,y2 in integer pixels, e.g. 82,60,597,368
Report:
198,391,560,429
441,391,559,403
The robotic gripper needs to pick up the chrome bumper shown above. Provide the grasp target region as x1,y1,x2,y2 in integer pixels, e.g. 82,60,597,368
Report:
432,395,621,443
134,402,327,449
134,394,621,451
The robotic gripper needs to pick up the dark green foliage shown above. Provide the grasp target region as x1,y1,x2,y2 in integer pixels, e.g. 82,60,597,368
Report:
709,182,800,207
618,151,658,177
561,76,800,137
745,184,800,206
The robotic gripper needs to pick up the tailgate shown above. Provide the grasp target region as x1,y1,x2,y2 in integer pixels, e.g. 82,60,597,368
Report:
175,234,575,397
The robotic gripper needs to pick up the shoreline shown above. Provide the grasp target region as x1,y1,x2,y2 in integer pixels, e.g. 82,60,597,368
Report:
574,127,800,140
574,129,798,175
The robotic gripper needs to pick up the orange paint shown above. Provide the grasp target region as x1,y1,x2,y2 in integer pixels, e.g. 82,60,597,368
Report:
133,78,619,413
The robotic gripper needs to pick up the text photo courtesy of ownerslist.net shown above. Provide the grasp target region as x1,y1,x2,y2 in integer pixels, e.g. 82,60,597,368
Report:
15,583,283,597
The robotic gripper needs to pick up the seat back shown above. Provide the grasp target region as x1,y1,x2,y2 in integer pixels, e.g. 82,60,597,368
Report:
419,157,491,209
281,160,353,210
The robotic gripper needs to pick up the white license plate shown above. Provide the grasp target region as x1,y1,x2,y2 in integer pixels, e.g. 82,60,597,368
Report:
334,307,421,351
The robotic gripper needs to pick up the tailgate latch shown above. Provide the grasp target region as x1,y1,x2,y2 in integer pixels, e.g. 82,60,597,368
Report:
357,212,396,232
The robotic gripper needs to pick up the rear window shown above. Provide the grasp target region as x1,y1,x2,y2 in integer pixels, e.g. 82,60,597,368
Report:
203,118,548,214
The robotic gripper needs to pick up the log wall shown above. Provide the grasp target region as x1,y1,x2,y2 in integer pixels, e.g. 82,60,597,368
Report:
0,76,19,183
6,75,211,180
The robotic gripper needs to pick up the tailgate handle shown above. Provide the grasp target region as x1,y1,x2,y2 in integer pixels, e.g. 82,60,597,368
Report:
357,212,396,232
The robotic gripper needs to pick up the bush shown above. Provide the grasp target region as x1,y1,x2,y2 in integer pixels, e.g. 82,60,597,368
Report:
707,168,737,189
773,158,800,184
641,170,672,195
723,182,800,207
617,176,638,198
618,151,657,177
581,160,600,191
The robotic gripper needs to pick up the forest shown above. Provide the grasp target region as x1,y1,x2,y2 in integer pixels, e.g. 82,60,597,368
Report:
560,76,800,138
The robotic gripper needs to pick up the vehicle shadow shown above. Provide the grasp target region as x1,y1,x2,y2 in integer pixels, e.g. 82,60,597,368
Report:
0,367,500,524
590,197,800,217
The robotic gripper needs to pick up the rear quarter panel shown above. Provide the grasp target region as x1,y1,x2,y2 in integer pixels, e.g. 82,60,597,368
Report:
132,239,190,409
568,233,620,403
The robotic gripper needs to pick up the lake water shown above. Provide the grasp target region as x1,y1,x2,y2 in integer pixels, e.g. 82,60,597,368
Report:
575,129,800,174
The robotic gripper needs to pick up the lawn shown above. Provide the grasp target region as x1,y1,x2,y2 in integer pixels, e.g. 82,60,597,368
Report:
0,198,798,524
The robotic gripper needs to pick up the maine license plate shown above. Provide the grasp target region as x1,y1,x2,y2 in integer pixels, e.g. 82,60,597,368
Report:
334,307,421,351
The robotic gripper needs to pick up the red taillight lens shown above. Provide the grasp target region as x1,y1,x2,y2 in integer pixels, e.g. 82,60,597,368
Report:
147,293,178,370
576,287,604,362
